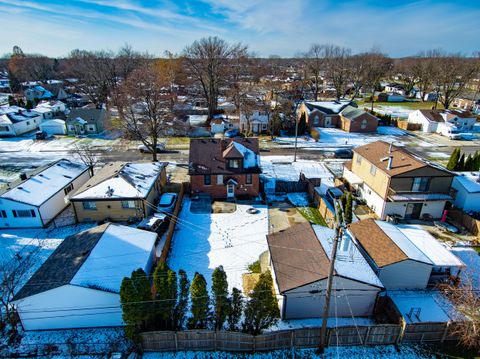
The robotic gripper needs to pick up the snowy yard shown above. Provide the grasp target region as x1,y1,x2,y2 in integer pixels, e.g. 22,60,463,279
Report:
168,198,269,292
450,247,480,290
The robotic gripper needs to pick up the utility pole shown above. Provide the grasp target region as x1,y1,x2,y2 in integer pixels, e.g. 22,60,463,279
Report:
294,109,299,162
318,200,344,353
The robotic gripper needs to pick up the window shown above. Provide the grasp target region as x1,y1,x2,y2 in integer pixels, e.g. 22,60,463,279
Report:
204,175,211,186
228,159,241,169
360,119,368,129
26,121,30,126
217,175,223,185
121,200,136,209
12,209,36,218
88,126,95,131
356,155,362,165
0,210,6,218
83,201,97,210
246,173,252,185
412,177,430,192
370,164,377,175
0,126,9,132
64,183,74,195
313,116,320,125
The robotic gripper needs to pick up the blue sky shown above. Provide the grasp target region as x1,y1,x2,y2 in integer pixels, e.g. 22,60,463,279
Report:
0,0,478,57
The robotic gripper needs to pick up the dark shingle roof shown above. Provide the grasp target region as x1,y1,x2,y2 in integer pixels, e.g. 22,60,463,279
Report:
267,222,331,293
66,108,106,125
14,224,110,301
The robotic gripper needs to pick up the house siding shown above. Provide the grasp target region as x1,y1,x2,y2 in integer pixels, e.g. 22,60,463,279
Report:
190,174,260,199
340,114,378,133
378,260,432,289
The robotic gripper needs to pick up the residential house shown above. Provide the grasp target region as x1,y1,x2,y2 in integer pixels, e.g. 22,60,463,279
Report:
267,223,383,319
453,95,480,114
343,141,454,220
39,119,67,135
240,110,270,134
338,106,378,133
210,116,239,135
0,106,42,136
33,101,67,120
24,86,53,102
348,219,464,289
189,138,261,199
0,159,90,228
66,107,107,135
70,162,167,223
451,172,480,212
44,80,69,101
297,100,352,129
384,83,407,97
377,92,405,102
408,109,476,136
13,223,156,330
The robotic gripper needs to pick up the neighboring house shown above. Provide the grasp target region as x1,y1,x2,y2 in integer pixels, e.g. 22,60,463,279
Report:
451,172,480,212
210,116,238,135
297,100,352,129
343,141,454,220
34,101,67,120
348,219,464,289
267,223,383,319
377,93,405,102
24,86,54,101
44,80,69,101
66,108,107,135
384,83,407,96
408,109,476,136
0,159,90,228
0,109,42,136
13,223,156,330
39,119,67,135
189,138,261,199
338,106,378,133
71,162,167,223
240,111,270,134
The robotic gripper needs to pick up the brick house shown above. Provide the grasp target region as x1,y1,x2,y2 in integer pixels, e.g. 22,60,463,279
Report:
189,138,261,199
297,100,352,128
339,106,378,133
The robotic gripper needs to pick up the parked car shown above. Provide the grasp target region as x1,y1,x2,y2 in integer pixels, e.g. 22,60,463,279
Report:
157,192,178,214
137,214,167,234
35,130,49,140
333,149,353,159
224,129,242,138
138,143,166,153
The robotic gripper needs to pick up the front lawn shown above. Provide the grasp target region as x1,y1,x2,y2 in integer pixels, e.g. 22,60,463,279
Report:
297,206,328,226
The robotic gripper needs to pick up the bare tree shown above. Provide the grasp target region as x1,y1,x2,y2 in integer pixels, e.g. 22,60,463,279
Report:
69,143,99,176
410,52,435,102
318,44,352,101
0,246,40,341
183,36,248,119
363,52,393,111
431,51,479,109
303,44,323,101
115,63,171,161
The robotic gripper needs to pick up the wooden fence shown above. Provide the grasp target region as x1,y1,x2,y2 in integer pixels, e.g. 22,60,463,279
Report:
402,322,460,344
448,207,480,239
140,324,404,352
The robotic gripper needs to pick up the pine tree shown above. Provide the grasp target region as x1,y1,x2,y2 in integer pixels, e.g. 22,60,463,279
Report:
336,204,343,224
345,192,353,224
474,151,480,171
455,153,466,171
120,268,152,341
25,99,33,110
211,266,229,330
189,272,209,329
447,148,460,171
340,192,347,211
243,271,280,335
153,262,177,330
464,154,474,171
227,287,243,331
175,269,190,330
297,112,307,135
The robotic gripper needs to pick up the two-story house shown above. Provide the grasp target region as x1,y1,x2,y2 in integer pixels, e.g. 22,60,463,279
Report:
189,138,261,199
408,109,476,137
70,162,167,223
343,141,453,220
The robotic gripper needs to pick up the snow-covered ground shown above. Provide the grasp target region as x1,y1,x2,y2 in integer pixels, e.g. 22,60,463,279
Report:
450,247,480,290
374,105,415,119
168,198,269,292
143,345,435,358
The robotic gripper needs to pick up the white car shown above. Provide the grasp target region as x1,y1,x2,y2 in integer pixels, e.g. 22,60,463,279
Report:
157,192,178,214
138,143,166,153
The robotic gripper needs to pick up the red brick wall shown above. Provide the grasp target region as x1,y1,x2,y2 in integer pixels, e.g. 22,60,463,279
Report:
340,114,378,133
191,174,260,199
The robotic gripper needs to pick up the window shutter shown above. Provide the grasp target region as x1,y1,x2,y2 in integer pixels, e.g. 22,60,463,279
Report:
12,210,17,218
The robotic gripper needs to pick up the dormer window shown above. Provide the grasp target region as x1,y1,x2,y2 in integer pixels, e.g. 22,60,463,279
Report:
228,159,242,169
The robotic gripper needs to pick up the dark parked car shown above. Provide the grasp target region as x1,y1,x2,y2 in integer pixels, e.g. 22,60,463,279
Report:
224,129,242,138
333,149,353,159
35,131,49,140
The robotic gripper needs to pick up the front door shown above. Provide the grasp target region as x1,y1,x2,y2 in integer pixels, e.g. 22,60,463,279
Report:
405,203,423,219
227,184,235,198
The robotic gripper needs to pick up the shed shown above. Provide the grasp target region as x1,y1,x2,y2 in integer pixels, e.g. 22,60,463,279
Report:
14,223,157,330
451,172,480,212
267,222,383,320
39,119,67,135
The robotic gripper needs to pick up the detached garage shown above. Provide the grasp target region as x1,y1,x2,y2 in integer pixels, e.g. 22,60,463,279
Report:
14,223,157,330
267,222,383,320
39,119,67,135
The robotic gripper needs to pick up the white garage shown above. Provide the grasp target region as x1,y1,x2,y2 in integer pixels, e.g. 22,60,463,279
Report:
14,223,157,330
39,119,67,135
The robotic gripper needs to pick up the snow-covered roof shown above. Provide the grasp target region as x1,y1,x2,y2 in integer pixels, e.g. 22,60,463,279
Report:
396,224,465,268
188,115,208,125
232,142,259,168
0,105,25,115
375,221,431,265
1,159,88,206
453,172,480,193
40,119,65,126
313,226,384,288
72,162,166,200
70,224,156,293
304,100,352,114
